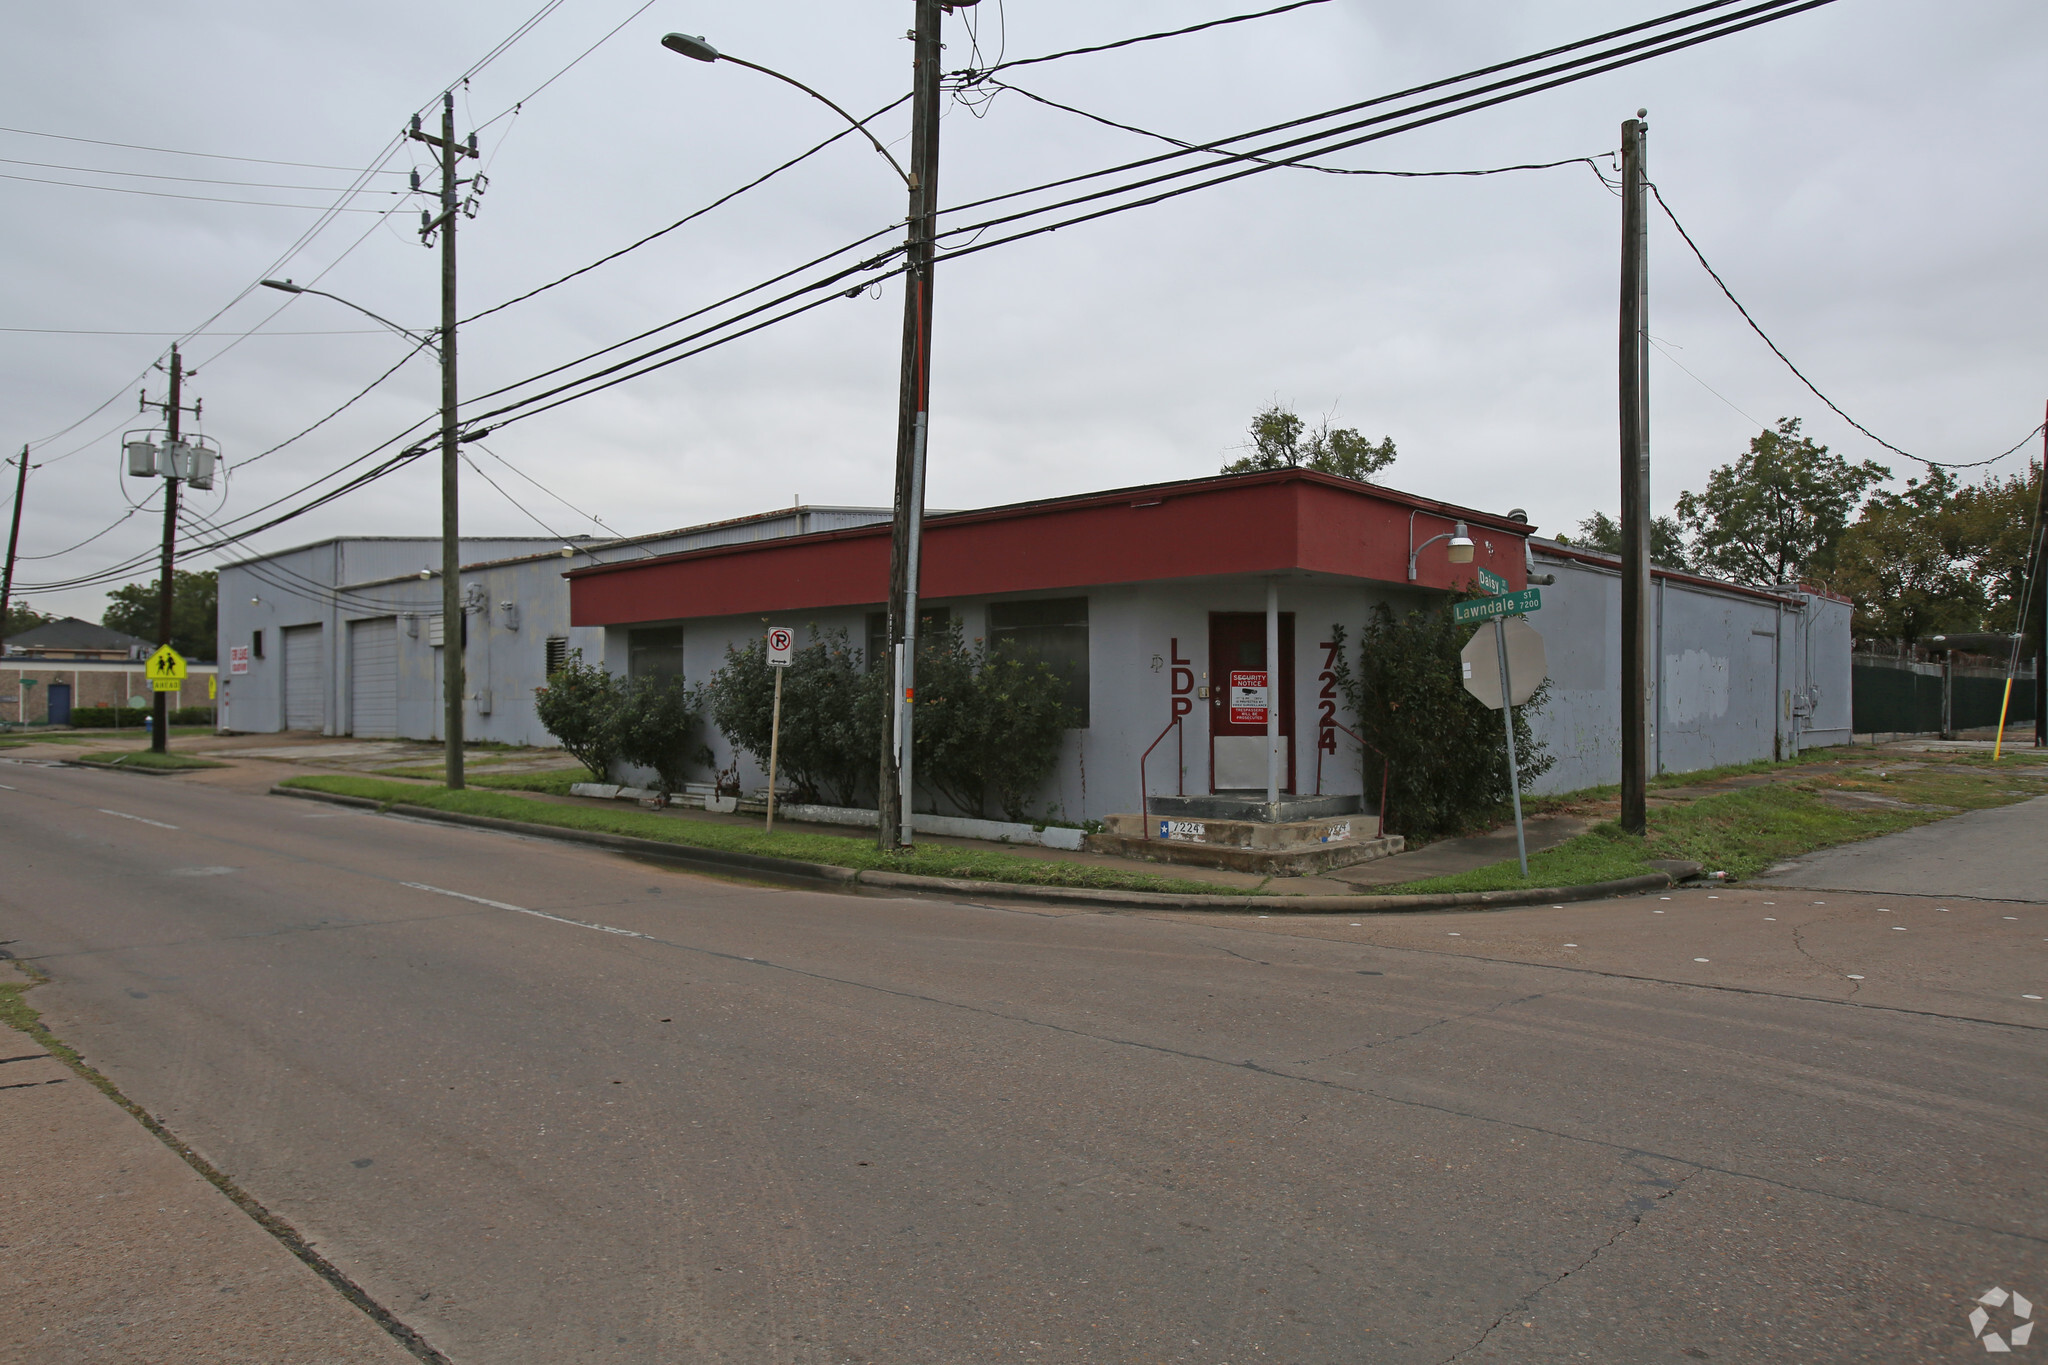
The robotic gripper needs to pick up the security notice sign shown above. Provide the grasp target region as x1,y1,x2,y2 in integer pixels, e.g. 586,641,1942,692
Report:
1228,670,1269,725
229,645,250,675
766,627,794,668
145,644,188,693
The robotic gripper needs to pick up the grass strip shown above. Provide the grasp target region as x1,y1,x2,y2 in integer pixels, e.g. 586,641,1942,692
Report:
280,774,1232,895
370,764,587,795
1379,758,2040,895
74,749,229,770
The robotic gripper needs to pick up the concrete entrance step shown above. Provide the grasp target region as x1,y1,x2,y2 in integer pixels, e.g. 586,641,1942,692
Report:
1146,792,1363,823
1088,810,1403,876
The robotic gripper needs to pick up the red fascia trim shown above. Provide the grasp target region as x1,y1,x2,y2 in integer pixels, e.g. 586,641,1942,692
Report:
570,470,1531,627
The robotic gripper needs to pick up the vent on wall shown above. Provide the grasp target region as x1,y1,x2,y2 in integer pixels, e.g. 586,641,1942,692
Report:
545,636,568,674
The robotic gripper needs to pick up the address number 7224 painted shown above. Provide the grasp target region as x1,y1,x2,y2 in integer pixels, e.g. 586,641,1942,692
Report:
1158,819,1206,842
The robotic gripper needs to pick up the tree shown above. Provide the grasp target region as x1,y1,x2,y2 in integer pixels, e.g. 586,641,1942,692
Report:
1561,510,1690,568
1949,461,2042,637
103,569,217,659
1831,468,1982,644
1222,404,1396,482
1673,419,1888,588
1328,599,1552,842
532,649,624,779
3,602,53,640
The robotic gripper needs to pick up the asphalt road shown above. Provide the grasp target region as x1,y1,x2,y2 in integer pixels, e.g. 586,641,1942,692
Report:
1,757,2042,1363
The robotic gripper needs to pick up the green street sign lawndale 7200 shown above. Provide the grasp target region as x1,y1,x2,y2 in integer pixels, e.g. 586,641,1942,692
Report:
1454,587,1541,624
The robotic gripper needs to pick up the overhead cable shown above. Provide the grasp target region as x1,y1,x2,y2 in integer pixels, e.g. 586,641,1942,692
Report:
927,0,1839,265
1649,181,2044,470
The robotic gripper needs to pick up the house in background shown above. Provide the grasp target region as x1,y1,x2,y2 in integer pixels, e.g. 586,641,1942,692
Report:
3,617,153,661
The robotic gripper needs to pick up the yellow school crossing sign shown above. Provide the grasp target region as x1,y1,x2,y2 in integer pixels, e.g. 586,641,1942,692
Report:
146,645,188,693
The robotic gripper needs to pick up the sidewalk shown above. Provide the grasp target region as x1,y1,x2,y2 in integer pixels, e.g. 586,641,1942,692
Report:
0,1009,412,1363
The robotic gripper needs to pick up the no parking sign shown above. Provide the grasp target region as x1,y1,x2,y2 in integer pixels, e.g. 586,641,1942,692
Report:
766,627,794,668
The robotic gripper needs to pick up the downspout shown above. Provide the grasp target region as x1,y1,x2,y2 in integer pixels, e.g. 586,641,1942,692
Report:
1654,572,1666,775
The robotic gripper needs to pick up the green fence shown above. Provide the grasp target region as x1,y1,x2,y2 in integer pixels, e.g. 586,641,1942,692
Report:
1852,660,2036,735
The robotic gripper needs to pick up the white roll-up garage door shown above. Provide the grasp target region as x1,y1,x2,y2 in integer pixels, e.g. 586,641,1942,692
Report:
282,624,324,731
349,617,398,738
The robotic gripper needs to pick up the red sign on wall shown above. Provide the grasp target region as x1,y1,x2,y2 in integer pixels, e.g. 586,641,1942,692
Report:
1228,670,1269,725
229,645,250,676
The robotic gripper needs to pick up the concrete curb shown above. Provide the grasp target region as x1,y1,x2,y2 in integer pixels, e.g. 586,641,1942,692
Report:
271,784,1688,914
63,758,198,777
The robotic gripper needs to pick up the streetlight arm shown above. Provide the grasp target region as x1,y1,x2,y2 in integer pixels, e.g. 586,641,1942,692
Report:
661,36,913,188
260,279,440,354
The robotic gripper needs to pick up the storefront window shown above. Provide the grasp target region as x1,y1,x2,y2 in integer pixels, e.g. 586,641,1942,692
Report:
989,597,1089,726
865,608,951,673
627,625,685,683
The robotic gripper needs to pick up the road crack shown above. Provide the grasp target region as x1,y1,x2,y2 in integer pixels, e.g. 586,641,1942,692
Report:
1442,1165,1703,1362
1294,991,1546,1065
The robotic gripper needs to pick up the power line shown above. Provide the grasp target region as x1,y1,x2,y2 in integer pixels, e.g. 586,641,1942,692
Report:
936,0,1763,227
474,0,664,133
236,339,437,469
0,327,386,337
928,0,1837,265
462,94,909,327
987,78,1608,182
0,155,394,193
962,0,1335,77
995,78,1613,181
0,123,410,174
1649,181,2046,470
0,168,396,211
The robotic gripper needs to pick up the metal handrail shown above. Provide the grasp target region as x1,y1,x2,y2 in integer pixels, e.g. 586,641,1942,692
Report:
1315,719,1390,839
1137,716,1183,838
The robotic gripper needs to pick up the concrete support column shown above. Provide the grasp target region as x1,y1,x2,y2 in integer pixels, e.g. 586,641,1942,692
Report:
1266,578,1280,805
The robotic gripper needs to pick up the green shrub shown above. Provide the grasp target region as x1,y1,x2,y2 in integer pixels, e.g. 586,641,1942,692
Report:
614,675,708,801
1329,598,1552,842
916,624,1074,821
532,649,623,779
704,628,880,807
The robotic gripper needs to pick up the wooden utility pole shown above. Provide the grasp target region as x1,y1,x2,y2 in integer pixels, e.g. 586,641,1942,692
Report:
152,347,186,755
0,445,29,656
879,0,946,850
2035,400,2047,746
410,92,475,789
1618,114,1652,833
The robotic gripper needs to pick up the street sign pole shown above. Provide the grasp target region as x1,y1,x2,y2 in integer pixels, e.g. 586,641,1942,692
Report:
766,667,784,833
1494,616,1529,878
765,626,793,834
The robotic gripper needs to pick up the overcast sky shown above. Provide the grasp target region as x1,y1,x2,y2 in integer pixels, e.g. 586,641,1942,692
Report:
5,0,2043,622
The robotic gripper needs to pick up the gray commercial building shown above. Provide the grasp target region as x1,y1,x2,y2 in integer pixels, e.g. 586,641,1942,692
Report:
214,508,889,742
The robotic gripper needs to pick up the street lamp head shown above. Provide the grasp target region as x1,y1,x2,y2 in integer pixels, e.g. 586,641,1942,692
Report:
259,278,304,294
1447,522,1475,564
661,32,720,62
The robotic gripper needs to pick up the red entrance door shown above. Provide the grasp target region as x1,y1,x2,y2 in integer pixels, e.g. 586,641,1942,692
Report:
1208,612,1294,793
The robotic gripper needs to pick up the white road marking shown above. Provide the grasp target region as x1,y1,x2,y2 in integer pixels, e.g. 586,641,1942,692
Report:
0,782,15,790
403,882,653,941
99,808,177,830
1694,957,1710,963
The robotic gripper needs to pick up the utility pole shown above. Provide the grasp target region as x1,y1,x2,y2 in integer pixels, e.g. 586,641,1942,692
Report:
2034,399,2047,747
132,348,200,756
1618,113,1652,834
879,0,948,851
409,91,477,789
0,445,29,658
